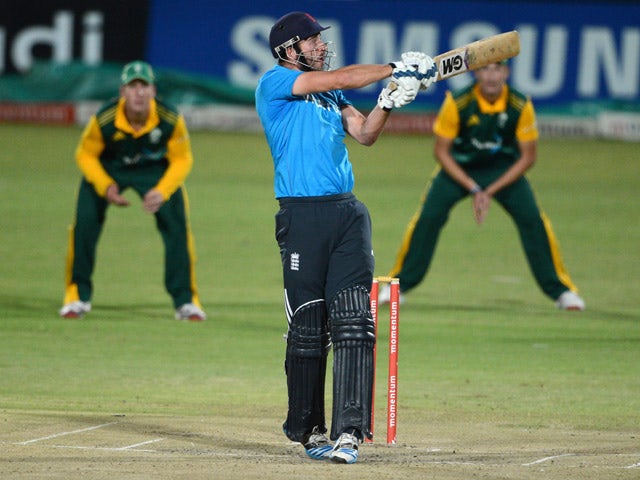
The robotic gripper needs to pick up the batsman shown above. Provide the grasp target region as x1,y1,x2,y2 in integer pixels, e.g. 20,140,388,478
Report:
255,11,435,464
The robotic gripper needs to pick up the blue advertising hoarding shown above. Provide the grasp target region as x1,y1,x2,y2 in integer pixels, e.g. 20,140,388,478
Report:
1,1,638,113
146,0,640,111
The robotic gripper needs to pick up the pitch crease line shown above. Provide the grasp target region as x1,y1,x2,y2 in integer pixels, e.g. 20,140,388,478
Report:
522,453,574,466
51,444,158,453
16,422,117,445
117,438,164,450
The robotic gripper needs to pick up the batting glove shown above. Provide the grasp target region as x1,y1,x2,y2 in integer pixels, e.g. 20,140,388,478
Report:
388,61,423,96
401,51,437,90
377,84,395,111
377,82,418,111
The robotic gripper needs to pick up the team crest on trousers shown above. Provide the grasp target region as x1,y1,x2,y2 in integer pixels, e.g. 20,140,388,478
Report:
290,252,300,271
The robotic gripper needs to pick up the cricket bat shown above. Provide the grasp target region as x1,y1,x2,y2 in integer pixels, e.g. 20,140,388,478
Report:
432,31,521,81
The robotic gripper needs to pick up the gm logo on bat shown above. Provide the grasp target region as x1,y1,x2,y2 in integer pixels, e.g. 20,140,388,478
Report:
438,52,468,79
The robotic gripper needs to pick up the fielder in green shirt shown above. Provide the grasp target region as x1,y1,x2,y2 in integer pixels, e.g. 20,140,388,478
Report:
59,61,206,321
380,61,585,311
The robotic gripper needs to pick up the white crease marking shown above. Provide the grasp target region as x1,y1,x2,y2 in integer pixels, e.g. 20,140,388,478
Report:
117,438,164,450
15,422,117,445
522,453,575,466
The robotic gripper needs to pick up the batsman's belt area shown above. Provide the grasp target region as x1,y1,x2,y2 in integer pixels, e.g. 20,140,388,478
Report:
1,412,638,479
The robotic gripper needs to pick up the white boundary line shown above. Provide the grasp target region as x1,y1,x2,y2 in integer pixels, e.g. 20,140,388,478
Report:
14,422,117,445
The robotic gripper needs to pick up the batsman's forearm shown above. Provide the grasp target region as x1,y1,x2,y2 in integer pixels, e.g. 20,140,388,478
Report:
294,64,393,96
356,107,391,146
330,64,393,90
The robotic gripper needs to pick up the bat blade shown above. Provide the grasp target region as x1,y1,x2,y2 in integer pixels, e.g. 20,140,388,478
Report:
434,31,520,82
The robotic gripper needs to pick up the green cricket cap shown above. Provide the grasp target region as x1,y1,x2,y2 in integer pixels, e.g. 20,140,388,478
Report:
120,61,155,85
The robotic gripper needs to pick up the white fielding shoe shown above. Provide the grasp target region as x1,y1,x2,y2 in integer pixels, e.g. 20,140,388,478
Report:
555,291,586,311
175,303,207,321
59,301,91,319
377,283,406,305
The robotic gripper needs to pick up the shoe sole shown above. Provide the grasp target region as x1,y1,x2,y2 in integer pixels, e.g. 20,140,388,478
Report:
329,449,358,464
305,445,333,460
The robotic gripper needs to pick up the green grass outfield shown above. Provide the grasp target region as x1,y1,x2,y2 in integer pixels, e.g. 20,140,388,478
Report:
0,124,638,478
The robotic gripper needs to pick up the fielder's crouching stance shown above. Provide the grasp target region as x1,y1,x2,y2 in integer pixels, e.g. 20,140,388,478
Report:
255,11,435,464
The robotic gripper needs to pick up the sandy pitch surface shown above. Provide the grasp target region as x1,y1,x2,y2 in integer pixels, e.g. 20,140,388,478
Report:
1,411,638,479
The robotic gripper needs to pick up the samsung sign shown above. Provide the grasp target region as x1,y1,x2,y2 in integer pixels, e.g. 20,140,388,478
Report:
225,18,640,103
2,0,638,110
145,0,639,109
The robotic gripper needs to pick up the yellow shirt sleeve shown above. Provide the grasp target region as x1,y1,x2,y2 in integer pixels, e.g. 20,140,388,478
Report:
516,98,539,142
75,116,115,197
432,91,459,139
153,115,194,200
